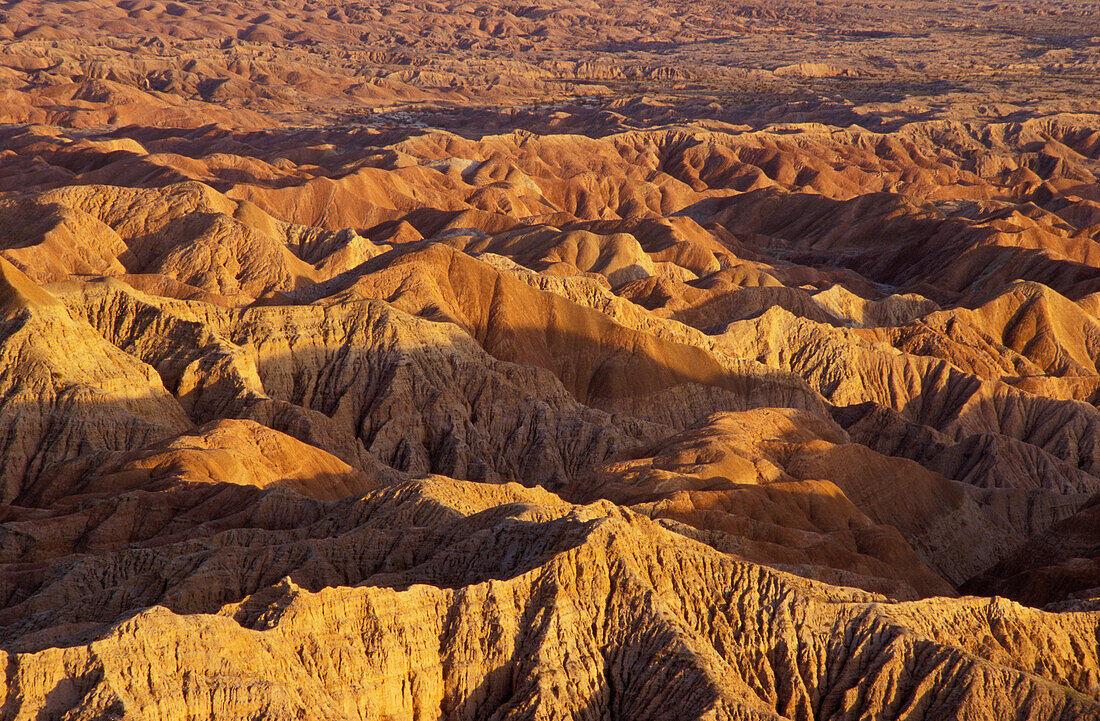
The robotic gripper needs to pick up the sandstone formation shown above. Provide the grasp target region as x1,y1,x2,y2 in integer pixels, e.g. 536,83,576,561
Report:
4,479,1100,720
2,0,1100,718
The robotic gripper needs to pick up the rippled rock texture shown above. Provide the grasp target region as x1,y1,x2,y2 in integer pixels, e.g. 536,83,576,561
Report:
3,0,1100,718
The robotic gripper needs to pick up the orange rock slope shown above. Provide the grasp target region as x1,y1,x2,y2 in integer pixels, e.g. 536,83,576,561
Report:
3,0,1100,718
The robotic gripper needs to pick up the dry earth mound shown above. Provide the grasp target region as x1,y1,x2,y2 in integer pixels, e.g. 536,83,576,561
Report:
3,1,1100,718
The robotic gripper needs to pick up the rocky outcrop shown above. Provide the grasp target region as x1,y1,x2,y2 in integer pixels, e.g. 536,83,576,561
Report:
2,479,1099,719
0,260,190,504
2,67,1100,718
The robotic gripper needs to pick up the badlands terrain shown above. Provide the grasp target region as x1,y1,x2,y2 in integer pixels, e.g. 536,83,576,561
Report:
3,0,1100,718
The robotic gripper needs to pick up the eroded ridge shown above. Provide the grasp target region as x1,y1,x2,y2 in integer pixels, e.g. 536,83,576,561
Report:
2,0,1100,718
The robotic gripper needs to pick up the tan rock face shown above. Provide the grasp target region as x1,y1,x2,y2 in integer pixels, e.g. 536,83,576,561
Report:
3,3,1100,715
3,479,1100,720
19,418,386,507
0,260,191,504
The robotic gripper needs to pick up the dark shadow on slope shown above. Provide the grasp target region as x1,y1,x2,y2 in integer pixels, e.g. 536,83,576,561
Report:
678,189,1100,302
833,380,1100,607
960,491,1100,607
0,477,603,652
5,223,1100,645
